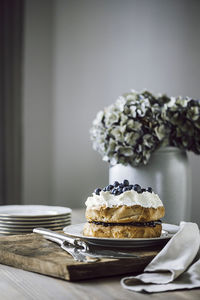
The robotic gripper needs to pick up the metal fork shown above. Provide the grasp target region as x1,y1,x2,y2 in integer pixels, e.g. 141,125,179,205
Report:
44,235,97,262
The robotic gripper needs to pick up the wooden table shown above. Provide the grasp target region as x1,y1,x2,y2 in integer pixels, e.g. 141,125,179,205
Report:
0,208,199,300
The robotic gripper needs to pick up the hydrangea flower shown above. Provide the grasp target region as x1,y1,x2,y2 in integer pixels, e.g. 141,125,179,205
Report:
163,97,200,154
90,90,200,166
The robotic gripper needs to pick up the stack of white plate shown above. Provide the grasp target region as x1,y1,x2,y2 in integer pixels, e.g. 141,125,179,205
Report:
0,205,71,235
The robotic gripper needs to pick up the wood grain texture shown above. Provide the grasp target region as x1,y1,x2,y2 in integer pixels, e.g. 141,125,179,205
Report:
0,264,200,300
0,232,160,281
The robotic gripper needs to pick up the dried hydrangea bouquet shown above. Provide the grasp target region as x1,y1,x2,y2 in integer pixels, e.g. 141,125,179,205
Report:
90,90,200,223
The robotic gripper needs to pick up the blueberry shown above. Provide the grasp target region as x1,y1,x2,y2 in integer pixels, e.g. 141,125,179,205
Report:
118,188,123,194
119,183,124,188
134,184,140,188
141,188,146,193
113,189,119,195
113,181,119,187
147,187,153,193
123,186,129,192
112,188,117,194
94,188,101,195
133,184,141,191
106,185,114,191
129,185,133,190
136,186,142,193
103,187,107,192
123,179,129,186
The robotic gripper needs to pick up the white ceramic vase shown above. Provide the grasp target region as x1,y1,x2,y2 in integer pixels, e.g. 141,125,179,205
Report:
109,147,191,225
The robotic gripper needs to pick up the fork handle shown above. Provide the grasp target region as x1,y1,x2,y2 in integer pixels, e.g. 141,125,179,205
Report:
33,227,87,249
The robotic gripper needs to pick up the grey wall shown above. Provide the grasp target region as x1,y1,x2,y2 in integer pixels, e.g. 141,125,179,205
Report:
23,0,200,224
23,0,53,205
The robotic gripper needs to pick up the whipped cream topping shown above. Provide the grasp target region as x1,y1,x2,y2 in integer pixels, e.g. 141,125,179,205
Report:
85,190,163,209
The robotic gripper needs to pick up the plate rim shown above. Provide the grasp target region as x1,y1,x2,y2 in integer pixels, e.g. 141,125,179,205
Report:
0,216,71,224
0,225,67,233
0,215,71,221
0,221,71,228
63,222,178,243
0,205,72,218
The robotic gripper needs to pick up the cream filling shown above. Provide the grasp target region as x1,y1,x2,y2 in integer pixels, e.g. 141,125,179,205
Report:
85,190,163,209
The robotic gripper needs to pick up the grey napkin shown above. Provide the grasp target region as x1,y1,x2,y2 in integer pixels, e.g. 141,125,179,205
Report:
121,222,200,293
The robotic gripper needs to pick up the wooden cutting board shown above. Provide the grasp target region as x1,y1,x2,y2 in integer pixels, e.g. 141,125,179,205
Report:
0,232,162,281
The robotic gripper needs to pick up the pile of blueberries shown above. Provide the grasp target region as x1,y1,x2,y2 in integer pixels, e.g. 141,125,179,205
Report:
94,179,153,196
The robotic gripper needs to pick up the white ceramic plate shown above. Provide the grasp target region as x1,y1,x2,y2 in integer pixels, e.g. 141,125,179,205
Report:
0,220,71,229
0,216,71,225
0,205,71,218
0,215,71,222
0,226,68,235
63,223,179,248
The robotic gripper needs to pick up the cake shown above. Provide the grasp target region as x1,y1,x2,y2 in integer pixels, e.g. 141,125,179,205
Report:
83,180,165,238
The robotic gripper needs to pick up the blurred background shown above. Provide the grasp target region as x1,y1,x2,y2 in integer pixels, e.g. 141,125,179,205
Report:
1,0,200,225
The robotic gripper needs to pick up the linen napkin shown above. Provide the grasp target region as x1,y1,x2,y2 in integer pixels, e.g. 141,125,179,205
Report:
121,222,200,293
